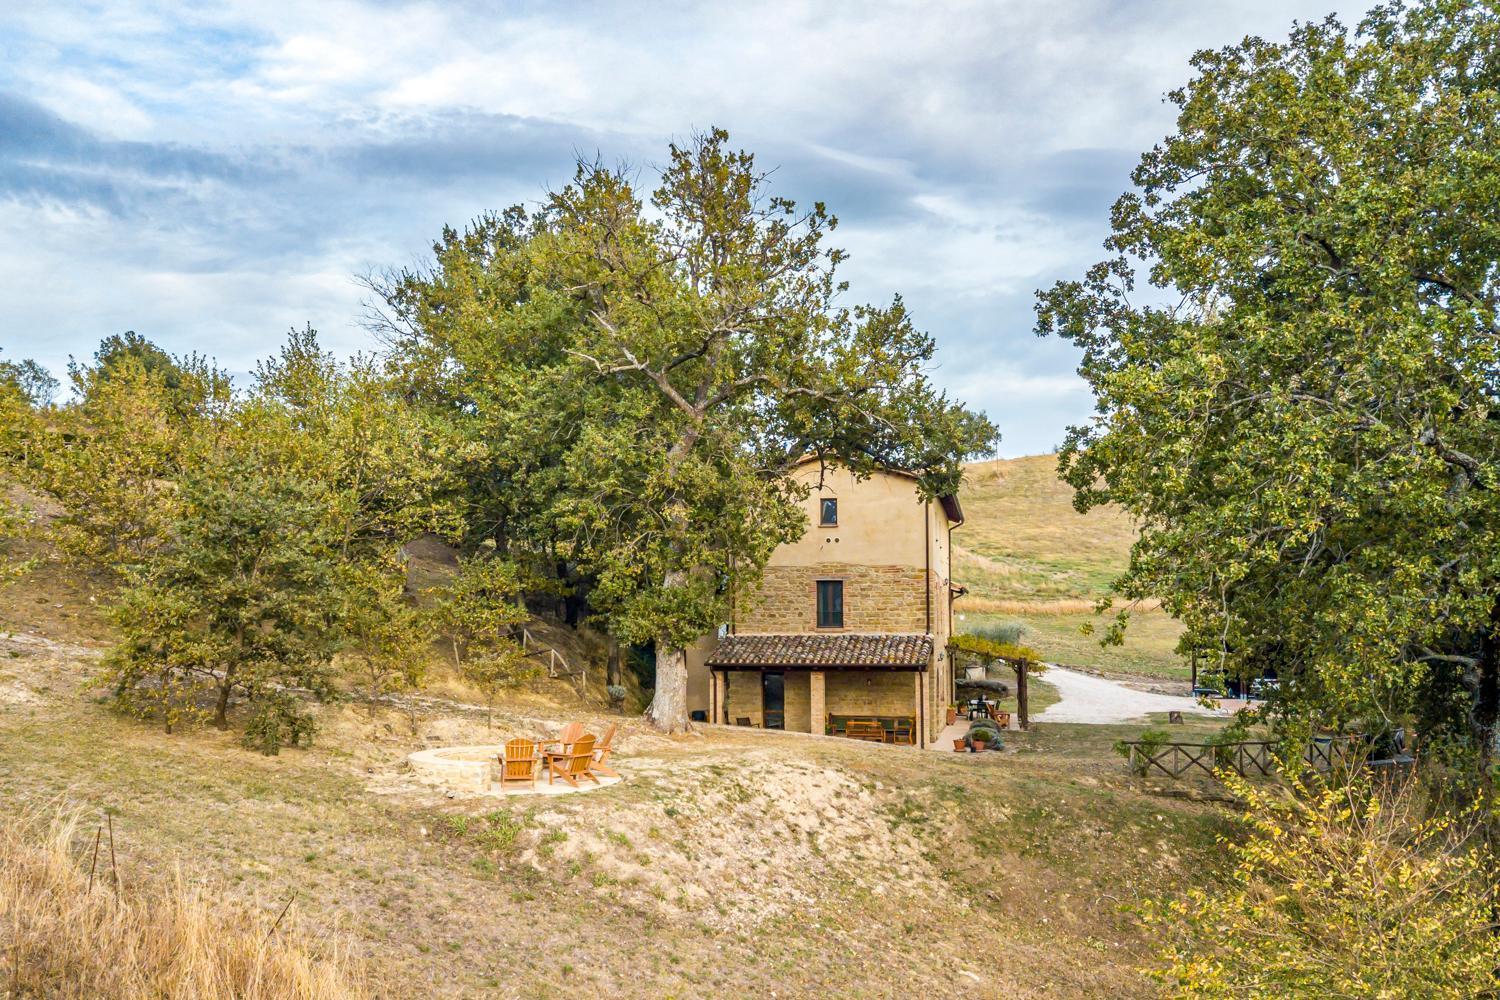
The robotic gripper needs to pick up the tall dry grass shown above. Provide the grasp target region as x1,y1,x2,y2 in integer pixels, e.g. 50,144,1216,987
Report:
0,808,366,999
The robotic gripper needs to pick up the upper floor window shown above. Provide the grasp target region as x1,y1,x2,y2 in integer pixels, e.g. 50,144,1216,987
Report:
819,497,838,526
816,579,844,628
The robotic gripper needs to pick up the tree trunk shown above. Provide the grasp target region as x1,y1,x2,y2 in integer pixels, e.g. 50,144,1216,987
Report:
213,666,234,730
606,632,623,687
647,643,691,733
1016,661,1029,731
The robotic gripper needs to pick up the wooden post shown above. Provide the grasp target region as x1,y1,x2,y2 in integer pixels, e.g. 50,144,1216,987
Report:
913,671,923,748
810,670,826,735
1016,660,1030,730
1191,650,1198,690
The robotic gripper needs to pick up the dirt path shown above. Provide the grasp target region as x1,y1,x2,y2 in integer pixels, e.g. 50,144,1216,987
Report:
1034,665,1224,724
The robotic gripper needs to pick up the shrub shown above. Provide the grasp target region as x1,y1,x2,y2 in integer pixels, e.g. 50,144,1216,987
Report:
1143,773,1500,998
1115,726,1173,775
967,719,1003,749
606,684,628,705
0,809,365,998
240,693,318,756
969,621,1027,646
1205,715,1253,769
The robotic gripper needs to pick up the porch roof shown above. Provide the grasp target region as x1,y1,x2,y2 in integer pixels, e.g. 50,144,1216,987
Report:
706,632,933,669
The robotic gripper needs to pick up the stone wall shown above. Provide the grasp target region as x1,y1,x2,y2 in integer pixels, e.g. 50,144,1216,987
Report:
736,563,928,634
826,670,918,721
782,671,811,733
722,668,922,735
723,670,763,726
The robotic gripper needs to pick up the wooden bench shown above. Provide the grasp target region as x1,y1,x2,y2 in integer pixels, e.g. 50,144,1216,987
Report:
829,715,916,743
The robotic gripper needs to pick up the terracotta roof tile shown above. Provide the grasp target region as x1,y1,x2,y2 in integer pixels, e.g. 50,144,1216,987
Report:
705,633,933,669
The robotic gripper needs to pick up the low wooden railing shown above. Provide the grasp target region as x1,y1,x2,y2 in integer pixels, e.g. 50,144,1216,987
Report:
1119,734,1365,780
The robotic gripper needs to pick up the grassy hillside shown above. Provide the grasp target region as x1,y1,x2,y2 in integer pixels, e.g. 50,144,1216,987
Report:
955,455,1187,680
0,620,1231,999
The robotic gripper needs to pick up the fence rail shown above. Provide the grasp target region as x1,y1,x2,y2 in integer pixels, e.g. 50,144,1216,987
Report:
1120,734,1365,780
516,627,587,690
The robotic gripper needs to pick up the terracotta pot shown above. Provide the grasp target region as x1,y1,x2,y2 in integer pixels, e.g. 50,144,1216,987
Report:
945,708,957,726
971,738,988,753
953,738,966,752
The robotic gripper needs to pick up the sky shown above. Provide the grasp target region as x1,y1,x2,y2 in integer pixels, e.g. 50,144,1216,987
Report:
0,0,1342,456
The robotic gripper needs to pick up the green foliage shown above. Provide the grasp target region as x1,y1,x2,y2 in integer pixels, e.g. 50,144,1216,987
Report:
376,128,998,729
1144,772,1500,997
949,631,1045,674
28,338,231,575
606,684,627,705
1115,727,1173,776
336,551,432,708
431,555,534,725
239,691,318,756
0,355,56,408
1036,1,1500,761
245,327,471,553
102,451,340,733
967,719,1003,747
969,621,1026,646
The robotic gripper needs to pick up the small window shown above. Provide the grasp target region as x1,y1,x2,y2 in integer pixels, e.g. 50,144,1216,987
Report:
819,497,838,526
816,579,844,628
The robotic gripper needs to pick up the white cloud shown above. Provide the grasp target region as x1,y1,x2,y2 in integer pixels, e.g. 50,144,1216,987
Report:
0,0,1345,454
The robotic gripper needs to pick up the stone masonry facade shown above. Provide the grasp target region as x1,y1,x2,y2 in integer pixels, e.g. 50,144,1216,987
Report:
735,563,930,634
722,668,921,733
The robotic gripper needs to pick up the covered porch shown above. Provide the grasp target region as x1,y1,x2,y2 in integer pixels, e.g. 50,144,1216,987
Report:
704,633,936,748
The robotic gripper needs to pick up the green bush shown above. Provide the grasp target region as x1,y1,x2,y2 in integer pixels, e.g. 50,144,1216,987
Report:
1144,773,1500,997
1115,726,1173,775
969,621,1026,646
606,684,628,705
239,693,317,756
967,719,1003,749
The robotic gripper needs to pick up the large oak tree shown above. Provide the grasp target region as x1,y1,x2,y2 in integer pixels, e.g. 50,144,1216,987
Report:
377,129,998,732
1038,1,1500,763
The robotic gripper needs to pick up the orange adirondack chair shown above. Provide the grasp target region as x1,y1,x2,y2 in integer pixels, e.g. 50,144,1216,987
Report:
542,721,585,775
499,738,539,790
590,723,619,778
547,734,598,788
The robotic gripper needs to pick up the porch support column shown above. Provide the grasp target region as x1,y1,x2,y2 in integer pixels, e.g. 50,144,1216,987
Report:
914,671,924,748
810,670,826,735
714,670,728,724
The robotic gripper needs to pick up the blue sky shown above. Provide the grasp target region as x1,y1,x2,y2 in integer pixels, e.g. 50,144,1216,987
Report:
0,0,1338,455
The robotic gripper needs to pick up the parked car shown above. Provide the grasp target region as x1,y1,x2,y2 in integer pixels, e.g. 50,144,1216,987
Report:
1250,677,1280,699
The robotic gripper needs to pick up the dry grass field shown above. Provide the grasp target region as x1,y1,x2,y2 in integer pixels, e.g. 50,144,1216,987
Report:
955,456,1188,681
0,607,1231,998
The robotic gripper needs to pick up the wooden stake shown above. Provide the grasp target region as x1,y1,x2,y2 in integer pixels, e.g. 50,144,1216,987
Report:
106,813,119,899
86,826,102,896
264,891,298,944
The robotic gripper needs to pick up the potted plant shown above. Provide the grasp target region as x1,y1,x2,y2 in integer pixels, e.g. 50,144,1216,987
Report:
970,730,990,752
946,705,958,726
606,684,627,709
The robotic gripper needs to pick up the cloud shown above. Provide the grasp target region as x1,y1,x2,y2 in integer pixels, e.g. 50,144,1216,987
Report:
0,0,1343,456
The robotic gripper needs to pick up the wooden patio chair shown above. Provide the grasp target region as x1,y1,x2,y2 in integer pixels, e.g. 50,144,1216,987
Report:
589,723,619,778
546,734,598,788
499,738,540,791
889,718,914,745
995,710,1012,730
734,717,760,727
541,721,585,775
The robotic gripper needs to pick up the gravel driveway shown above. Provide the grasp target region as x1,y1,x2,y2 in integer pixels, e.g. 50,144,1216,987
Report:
1033,666,1225,724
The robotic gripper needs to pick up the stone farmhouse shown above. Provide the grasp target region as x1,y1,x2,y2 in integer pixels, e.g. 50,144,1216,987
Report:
684,457,965,748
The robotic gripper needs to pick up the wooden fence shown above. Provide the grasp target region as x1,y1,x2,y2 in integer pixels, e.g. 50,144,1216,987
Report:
1120,734,1365,780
